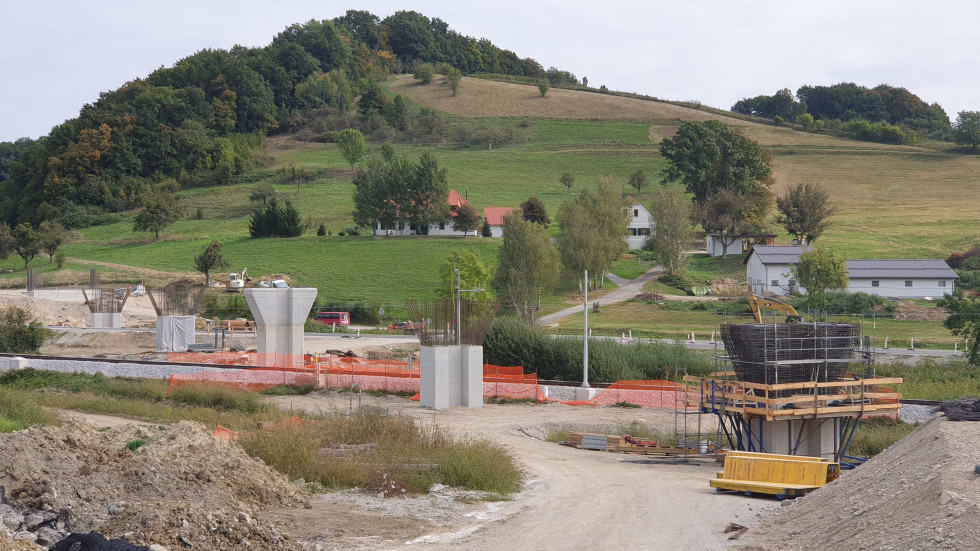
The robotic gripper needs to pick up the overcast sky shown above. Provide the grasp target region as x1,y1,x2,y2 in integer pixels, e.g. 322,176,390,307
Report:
2,0,978,143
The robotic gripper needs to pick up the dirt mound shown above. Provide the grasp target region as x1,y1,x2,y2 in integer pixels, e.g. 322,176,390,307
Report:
743,415,980,550
894,301,949,322
0,421,304,550
709,277,743,296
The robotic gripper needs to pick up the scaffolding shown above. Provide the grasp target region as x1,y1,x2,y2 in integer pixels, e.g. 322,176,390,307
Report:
684,312,902,464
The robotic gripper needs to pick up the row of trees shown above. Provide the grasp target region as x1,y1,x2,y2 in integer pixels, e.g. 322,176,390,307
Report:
731,83,951,138
0,221,67,269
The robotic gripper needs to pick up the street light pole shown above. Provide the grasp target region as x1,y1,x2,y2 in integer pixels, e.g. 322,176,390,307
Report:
583,269,590,389
455,267,461,346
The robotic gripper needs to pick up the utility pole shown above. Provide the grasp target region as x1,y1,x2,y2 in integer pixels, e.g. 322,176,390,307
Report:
583,269,589,390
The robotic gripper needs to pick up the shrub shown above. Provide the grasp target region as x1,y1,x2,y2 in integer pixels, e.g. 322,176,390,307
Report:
961,257,980,271
802,291,896,314
316,223,326,237
54,250,67,269
0,308,51,354
483,318,710,381
657,273,692,291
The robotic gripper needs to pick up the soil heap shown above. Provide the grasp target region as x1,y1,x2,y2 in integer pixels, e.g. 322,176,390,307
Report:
743,413,980,550
0,420,305,550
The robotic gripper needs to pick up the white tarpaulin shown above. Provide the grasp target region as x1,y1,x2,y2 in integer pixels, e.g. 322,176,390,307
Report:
156,315,196,352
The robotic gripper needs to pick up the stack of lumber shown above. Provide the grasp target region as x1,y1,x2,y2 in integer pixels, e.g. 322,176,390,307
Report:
564,432,623,451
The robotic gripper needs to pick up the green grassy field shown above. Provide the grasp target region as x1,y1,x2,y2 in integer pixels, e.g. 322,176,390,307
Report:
0,77,974,337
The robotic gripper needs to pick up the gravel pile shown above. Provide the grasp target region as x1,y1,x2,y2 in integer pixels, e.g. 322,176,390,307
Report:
743,414,980,550
899,403,938,424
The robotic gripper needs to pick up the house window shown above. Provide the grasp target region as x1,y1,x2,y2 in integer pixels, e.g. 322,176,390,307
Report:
905,280,913,287
634,209,639,217
871,281,879,287
939,280,946,287
639,228,650,235
771,280,779,287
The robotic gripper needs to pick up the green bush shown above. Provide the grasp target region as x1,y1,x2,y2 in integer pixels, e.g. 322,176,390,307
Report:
200,292,252,321
956,269,980,291
792,291,896,315
657,273,692,291
0,308,51,354
483,318,710,381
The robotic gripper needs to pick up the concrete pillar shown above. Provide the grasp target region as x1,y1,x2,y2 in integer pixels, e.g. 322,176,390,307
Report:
420,345,484,410
752,418,839,460
155,315,196,352
90,312,122,329
244,287,317,368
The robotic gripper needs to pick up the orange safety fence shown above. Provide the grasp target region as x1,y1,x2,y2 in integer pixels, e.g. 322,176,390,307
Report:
213,424,239,443
169,351,256,365
555,380,684,408
168,354,688,409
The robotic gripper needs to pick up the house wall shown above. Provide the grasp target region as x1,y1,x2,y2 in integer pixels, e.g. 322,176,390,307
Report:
489,225,505,238
849,278,955,298
747,257,804,295
707,236,743,257
627,204,655,250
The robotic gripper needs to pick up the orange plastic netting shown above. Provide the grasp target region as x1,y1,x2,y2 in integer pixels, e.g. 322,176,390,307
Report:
168,355,685,408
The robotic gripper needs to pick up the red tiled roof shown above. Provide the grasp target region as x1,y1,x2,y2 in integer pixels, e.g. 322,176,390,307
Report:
448,189,469,209
483,207,517,226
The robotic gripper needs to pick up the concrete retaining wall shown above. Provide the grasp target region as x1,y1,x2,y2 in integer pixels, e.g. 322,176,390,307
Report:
0,355,229,379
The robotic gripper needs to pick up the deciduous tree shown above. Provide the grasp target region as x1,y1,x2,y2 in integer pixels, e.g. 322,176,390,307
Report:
556,176,630,289
559,172,575,193
537,79,549,98
941,290,980,365
194,240,230,286
628,169,649,194
133,193,182,240
792,244,849,310
413,63,434,84
12,223,41,270
337,129,368,171
520,196,551,226
659,120,773,221
494,211,560,320
448,68,462,96
248,183,278,206
37,221,67,263
952,111,980,149
451,203,481,236
438,250,493,303
776,182,836,244
352,151,450,235
643,186,692,275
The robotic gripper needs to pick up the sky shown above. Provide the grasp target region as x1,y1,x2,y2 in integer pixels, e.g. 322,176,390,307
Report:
2,0,979,143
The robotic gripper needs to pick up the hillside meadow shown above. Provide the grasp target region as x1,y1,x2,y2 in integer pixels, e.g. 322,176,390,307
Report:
0,76,976,329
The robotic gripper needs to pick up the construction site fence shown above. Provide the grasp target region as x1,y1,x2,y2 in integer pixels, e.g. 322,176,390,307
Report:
166,354,687,408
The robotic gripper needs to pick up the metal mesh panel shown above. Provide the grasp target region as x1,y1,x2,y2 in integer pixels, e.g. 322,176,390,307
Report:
721,322,861,385
82,287,129,313
147,283,206,316
405,298,498,346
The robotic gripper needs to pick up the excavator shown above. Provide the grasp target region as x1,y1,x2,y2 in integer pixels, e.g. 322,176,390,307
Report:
227,268,250,292
747,292,802,324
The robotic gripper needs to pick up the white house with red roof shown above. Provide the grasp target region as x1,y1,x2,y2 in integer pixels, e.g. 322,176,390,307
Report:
376,189,481,236
482,207,518,237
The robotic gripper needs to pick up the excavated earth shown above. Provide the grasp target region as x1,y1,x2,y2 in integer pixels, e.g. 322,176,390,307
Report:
0,421,305,550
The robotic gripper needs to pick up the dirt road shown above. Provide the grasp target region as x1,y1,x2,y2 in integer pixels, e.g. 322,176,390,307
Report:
265,393,777,550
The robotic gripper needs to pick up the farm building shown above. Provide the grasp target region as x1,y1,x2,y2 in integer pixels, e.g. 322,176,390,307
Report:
705,233,776,257
846,259,958,298
482,207,518,238
746,245,958,299
745,245,810,295
374,189,480,237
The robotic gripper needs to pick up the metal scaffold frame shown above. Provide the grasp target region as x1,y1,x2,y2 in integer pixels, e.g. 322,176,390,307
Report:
683,311,902,465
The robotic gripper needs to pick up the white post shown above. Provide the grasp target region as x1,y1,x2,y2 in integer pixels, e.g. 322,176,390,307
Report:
910,337,914,350
884,337,888,349
583,270,590,390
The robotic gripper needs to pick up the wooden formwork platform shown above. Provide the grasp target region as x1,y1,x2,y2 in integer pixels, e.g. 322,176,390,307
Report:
684,373,902,421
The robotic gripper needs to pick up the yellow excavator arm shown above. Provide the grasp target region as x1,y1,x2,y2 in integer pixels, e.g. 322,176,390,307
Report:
748,294,801,323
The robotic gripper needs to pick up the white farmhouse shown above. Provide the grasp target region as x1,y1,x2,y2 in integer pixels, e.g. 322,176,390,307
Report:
745,245,810,295
846,259,958,298
627,200,655,250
